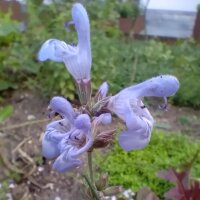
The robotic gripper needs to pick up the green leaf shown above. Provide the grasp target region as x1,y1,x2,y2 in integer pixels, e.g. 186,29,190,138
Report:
0,80,14,91
0,12,19,36
0,105,13,123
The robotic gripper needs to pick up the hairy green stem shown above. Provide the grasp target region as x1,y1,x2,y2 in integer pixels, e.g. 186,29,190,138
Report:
88,151,94,183
82,174,99,200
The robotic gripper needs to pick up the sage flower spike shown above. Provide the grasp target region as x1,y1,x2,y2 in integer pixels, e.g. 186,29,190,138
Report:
38,3,91,81
108,75,179,151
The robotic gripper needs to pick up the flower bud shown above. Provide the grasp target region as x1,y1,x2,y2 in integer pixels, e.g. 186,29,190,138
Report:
100,113,112,125
92,129,116,149
96,173,108,190
94,82,109,101
102,186,123,196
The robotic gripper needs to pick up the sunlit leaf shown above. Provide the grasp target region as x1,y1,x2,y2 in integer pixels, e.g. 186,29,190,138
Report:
0,80,14,91
0,105,13,123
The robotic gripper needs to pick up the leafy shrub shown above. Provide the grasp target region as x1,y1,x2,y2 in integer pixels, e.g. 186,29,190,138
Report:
95,130,200,197
0,1,74,97
0,1,200,107
0,11,21,91
124,39,200,107
116,0,139,18
171,40,200,107
0,0,121,99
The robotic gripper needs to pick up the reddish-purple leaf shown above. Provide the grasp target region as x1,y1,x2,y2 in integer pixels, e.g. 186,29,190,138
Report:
157,169,178,183
164,187,185,200
157,151,200,199
157,168,190,199
185,180,200,200
157,168,190,189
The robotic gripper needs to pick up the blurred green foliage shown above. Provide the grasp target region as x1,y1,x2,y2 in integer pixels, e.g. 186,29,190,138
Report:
130,39,200,107
0,180,9,200
116,0,139,18
0,0,200,107
0,105,13,123
0,11,20,91
95,130,200,197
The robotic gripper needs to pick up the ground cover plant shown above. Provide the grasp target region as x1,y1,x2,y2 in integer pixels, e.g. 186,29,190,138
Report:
95,130,200,197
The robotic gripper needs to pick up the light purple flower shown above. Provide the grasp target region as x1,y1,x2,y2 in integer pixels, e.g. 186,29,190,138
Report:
52,114,93,172
38,3,91,81
39,1,181,175
42,94,94,172
108,75,179,151
42,96,75,159
42,119,70,159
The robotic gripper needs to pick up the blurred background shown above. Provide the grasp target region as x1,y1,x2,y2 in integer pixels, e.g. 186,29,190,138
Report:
0,0,200,199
